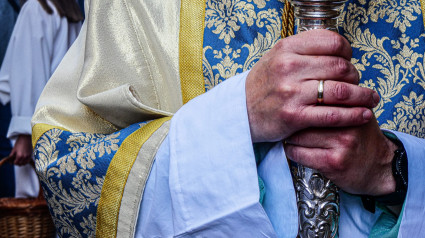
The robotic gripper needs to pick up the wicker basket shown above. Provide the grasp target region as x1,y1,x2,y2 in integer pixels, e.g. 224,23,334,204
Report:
0,156,56,238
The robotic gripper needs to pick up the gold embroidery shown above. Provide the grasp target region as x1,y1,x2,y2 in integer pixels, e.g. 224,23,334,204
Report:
368,0,422,33
205,0,257,44
242,8,281,71
203,0,281,89
203,46,222,90
80,214,96,237
381,91,425,137
344,1,425,137
35,129,120,237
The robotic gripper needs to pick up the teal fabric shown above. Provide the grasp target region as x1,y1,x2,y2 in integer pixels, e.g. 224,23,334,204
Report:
258,176,265,204
253,143,275,204
369,204,404,238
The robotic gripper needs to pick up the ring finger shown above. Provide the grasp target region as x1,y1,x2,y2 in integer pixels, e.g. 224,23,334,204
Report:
301,80,380,108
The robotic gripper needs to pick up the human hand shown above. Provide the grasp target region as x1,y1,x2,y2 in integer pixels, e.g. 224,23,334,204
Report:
10,134,33,166
284,118,398,196
246,29,380,143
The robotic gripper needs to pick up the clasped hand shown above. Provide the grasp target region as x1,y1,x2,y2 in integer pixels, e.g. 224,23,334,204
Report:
246,29,397,196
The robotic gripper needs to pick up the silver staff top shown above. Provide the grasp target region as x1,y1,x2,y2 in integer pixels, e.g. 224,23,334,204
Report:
290,0,347,32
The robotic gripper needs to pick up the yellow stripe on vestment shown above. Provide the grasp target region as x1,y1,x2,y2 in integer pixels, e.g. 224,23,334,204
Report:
421,0,425,29
96,117,171,238
32,123,69,149
179,0,207,104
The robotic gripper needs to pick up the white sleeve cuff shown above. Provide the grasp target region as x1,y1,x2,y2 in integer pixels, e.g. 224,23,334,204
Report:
390,130,425,237
0,79,11,105
7,116,32,139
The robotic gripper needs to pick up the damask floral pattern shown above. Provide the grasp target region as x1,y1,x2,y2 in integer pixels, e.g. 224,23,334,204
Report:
384,91,425,137
34,123,145,237
34,0,425,237
342,0,425,138
203,0,284,90
367,0,422,33
205,0,257,44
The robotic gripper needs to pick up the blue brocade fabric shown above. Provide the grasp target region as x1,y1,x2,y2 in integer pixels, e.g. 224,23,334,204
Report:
34,0,425,237
34,122,147,237
203,0,285,90
341,0,425,138
203,0,425,139
202,0,424,237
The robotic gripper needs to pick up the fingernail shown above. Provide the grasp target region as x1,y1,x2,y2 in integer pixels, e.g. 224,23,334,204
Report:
363,110,372,121
373,92,380,106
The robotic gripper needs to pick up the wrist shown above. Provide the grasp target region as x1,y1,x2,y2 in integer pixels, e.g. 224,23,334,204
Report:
377,132,399,195
374,131,408,205
362,131,408,213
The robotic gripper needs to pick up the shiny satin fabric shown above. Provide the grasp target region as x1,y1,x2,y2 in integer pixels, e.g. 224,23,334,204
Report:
32,0,182,134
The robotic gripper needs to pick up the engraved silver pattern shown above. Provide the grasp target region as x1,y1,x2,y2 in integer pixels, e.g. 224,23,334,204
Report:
291,164,339,238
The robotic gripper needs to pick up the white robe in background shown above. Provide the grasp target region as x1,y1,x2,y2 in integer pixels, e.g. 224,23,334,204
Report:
0,0,81,198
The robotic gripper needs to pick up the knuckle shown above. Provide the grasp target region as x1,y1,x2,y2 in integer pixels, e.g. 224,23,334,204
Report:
274,39,286,51
279,107,296,122
274,57,299,73
331,83,350,101
326,153,346,172
349,108,365,124
277,83,297,97
323,110,341,125
338,133,355,147
329,34,346,54
333,58,351,75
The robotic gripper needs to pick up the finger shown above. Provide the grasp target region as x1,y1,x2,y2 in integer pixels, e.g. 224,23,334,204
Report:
297,106,374,128
285,128,347,148
14,152,27,166
279,55,360,84
14,156,23,166
302,80,380,107
284,144,330,171
279,29,352,60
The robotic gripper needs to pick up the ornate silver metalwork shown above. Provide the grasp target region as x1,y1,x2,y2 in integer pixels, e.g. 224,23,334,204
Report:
291,164,339,238
288,0,347,237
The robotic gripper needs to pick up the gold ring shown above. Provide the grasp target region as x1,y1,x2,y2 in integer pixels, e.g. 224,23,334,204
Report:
317,80,324,104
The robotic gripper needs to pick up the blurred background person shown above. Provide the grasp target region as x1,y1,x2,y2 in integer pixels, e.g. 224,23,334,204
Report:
0,0,20,198
0,0,83,198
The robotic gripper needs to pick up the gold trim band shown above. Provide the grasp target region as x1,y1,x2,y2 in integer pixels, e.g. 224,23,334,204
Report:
179,0,207,104
96,117,171,238
421,0,425,30
32,123,69,149
116,120,171,237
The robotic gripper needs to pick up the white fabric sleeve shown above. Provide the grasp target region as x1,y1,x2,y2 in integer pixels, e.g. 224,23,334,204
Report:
136,71,425,237
0,0,56,139
136,71,278,237
393,131,425,237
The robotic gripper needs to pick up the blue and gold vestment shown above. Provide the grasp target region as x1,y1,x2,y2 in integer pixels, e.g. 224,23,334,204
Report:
32,0,425,237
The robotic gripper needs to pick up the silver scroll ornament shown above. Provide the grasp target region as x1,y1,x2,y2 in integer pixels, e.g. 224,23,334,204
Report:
288,0,347,237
